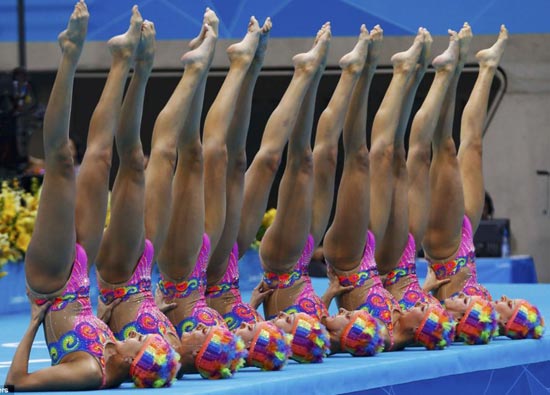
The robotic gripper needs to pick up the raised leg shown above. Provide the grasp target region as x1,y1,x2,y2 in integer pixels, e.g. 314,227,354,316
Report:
148,15,218,279
75,6,142,267
310,25,369,245
25,1,88,294
96,18,151,282
324,26,382,272
260,25,331,273
203,17,261,254
422,23,472,259
207,18,272,284
237,24,330,256
458,26,508,232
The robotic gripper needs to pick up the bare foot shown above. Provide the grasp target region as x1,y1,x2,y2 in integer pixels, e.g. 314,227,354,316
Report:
390,27,424,73
457,22,473,67
107,5,142,59
57,0,89,60
181,24,217,68
366,24,383,67
135,20,156,73
339,24,369,73
189,7,219,49
292,22,331,74
476,25,508,68
249,17,272,72
227,16,261,65
432,29,459,72
418,28,432,72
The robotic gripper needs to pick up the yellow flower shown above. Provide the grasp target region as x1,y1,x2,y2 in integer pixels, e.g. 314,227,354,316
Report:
15,232,32,253
262,208,277,228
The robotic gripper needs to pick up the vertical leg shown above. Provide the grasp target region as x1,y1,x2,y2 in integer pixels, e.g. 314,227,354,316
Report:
25,1,89,293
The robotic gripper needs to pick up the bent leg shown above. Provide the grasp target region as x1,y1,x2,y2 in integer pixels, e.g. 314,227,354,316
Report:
25,1,89,293
458,26,508,232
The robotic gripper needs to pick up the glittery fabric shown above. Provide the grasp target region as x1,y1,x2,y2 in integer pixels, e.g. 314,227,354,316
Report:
383,233,440,311
98,239,178,341
427,216,492,300
29,244,115,388
263,235,328,322
157,234,226,336
335,231,400,344
205,243,262,330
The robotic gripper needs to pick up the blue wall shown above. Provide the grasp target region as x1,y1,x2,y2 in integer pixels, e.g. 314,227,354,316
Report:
0,0,549,42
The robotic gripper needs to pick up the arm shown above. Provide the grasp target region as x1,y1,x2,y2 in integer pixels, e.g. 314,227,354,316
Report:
422,266,451,293
249,281,274,310
322,266,353,309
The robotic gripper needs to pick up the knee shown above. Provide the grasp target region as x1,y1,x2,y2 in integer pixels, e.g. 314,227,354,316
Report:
460,139,483,157
370,140,394,163
233,150,247,173
122,146,146,173
204,140,228,165
440,137,458,156
408,145,431,168
314,143,338,171
293,148,313,175
255,148,283,175
82,146,112,173
349,144,370,171
151,144,177,169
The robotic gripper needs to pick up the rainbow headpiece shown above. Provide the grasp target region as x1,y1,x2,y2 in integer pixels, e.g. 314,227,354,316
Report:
289,312,330,363
195,326,247,379
248,321,293,370
340,310,385,356
414,305,455,350
503,299,545,339
129,334,181,388
455,299,498,345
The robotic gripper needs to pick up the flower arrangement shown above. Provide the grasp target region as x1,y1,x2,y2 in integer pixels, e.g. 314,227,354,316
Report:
0,178,41,277
251,208,276,250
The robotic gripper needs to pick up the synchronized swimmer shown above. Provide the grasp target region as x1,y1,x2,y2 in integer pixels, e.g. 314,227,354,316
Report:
5,0,544,391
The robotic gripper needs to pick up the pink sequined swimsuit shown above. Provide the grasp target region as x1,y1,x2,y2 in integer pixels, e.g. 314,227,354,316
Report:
427,216,492,300
335,231,400,342
383,234,440,311
98,239,178,341
205,243,262,330
262,235,328,322
157,234,226,336
29,244,115,388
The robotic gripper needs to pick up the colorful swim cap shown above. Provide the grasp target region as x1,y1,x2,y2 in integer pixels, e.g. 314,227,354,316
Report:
340,310,385,356
414,305,455,350
289,312,330,363
195,326,247,379
247,321,293,370
129,334,181,388
455,299,498,345
503,299,545,339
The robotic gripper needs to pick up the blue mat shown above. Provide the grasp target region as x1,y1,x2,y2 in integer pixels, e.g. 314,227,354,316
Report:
1,281,549,394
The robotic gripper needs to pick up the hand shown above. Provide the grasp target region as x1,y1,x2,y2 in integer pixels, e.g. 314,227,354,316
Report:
154,288,177,314
422,266,451,293
326,266,353,297
30,301,51,326
250,281,274,309
97,298,122,324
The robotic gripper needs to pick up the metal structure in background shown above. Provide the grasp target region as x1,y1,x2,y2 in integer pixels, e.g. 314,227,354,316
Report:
17,0,26,68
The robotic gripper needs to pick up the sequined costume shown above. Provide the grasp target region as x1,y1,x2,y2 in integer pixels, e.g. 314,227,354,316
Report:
332,231,400,347
262,235,328,321
426,216,492,300
205,243,262,330
384,233,440,311
28,244,115,388
157,234,226,336
97,239,180,344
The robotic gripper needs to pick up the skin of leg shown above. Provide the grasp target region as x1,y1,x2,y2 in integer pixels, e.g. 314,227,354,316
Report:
203,18,260,253
310,25,369,246
25,1,88,293
375,31,430,273
260,26,331,273
207,19,272,284
408,32,459,248
324,26,381,272
422,24,472,259
96,21,152,283
236,29,327,257
458,26,508,233
150,27,217,279
369,30,424,244
75,7,142,268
